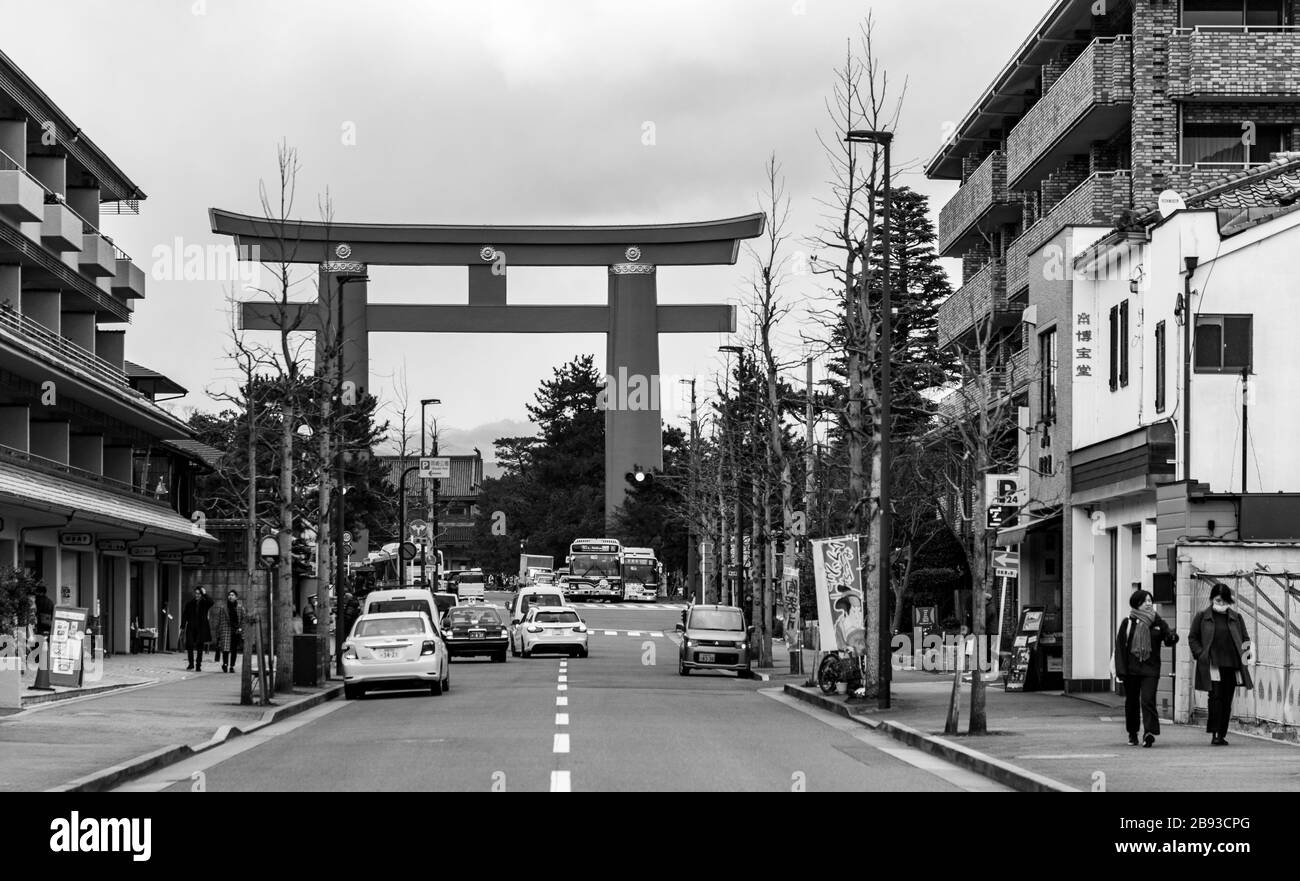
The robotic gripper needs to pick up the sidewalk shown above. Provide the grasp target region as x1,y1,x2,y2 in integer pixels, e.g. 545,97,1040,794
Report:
0,651,338,791
11,648,195,709
786,668,1300,792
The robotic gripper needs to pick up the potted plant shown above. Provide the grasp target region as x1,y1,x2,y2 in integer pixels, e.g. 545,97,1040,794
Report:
0,567,40,707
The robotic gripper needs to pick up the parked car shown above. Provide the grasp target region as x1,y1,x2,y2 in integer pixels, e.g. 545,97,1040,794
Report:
442,605,509,662
676,604,751,676
517,605,589,658
341,612,450,698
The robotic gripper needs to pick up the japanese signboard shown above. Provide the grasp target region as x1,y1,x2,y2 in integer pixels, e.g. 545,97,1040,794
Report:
811,536,864,656
1075,311,1093,378
984,474,1019,530
49,606,88,688
418,457,451,479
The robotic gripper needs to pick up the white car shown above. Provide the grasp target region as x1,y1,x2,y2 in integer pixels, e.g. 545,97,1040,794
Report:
342,612,450,699
518,605,589,658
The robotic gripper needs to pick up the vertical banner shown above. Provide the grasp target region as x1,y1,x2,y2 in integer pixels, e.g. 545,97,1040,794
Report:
49,606,88,687
811,536,865,655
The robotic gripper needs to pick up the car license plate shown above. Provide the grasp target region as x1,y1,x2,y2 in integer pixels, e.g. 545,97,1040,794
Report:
376,648,399,660
698,653,715,663
469,631,485,639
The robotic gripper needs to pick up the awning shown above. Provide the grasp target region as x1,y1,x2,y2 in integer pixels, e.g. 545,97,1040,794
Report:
997,510,1062,547
0,459,216,545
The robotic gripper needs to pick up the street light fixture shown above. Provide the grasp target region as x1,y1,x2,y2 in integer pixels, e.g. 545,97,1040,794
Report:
844,128,893,710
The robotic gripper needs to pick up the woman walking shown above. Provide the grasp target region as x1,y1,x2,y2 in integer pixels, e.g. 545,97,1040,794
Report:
1114,589,1178,747
1188,583,1254,746
214,589,245,673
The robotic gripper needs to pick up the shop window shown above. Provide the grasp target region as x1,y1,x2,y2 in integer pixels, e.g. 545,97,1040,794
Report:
1155,321,1167,412
1119,300,1130,388
1108,305,1119,391
1039,327,1057,425
1194,314,1252,373
1182,0,1287,28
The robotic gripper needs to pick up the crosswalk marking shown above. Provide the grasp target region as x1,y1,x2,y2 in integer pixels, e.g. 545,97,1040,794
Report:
585,629,669,638
568,602,687,610
558,675,568,682
603,630,617,636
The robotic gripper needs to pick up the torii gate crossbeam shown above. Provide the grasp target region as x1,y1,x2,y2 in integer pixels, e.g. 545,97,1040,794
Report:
210,208,765,522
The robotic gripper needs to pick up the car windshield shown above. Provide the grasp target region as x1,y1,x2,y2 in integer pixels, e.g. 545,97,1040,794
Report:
689,610,745,632
354,617,426,637
522,593,562,611
448,608,501,626
534,611,580,624
458,573,485,584
569,554,618,577
369,599,432,616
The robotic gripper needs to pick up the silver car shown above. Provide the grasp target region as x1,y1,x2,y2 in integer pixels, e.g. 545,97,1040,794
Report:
677,605,752,676
342,612,450,699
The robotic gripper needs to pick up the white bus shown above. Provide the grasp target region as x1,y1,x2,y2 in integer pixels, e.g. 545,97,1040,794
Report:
620,547,660,602
565,538,622,602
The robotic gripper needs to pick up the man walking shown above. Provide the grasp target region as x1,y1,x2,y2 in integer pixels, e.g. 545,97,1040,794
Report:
181,587,213,671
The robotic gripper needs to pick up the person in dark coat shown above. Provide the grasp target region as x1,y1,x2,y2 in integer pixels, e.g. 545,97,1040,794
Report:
214,589,245,673
180,586,213,671
301,597,318,635
1188,583,1254,746
342,592,361,640
1114,589,1178,747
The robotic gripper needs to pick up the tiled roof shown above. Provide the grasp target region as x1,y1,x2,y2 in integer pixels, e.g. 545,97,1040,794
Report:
163,439,224,469
378,454,483,498
0,459,217,544
125,360,189,397
1186,154,1300,210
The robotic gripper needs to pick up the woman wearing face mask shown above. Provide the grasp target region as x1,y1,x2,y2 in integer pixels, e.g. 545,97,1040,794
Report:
1188,583,1254,746
1114,590,1178,747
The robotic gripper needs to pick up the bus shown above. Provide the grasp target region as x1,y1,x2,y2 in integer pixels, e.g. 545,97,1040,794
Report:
620,547,660,602
367,544,443,590
565,538,622,602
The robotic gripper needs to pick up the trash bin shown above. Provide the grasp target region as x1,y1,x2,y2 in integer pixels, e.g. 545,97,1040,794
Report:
293,634,319,687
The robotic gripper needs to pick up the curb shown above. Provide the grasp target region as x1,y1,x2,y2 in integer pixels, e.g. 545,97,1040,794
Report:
782,684,1079,793
20,679,157,708
48,684,344,793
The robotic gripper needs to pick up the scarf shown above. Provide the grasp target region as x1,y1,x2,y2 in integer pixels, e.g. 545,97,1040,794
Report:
1129,606,1156,663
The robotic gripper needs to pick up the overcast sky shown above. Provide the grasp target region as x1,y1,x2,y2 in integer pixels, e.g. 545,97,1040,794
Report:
6,0,1048,464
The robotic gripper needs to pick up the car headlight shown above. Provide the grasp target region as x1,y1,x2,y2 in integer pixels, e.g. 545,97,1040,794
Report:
684,639,694,648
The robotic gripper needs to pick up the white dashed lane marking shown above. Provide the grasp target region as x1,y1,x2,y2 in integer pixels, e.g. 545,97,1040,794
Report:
556,696,567,706
550,770,571,792
556,713,569,725
554,733,570,754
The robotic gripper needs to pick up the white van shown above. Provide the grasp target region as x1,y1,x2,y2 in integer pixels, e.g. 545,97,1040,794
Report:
507,586,566,656
362,589,441,635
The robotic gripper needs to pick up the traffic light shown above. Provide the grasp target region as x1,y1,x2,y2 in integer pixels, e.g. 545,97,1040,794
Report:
626,464,654,487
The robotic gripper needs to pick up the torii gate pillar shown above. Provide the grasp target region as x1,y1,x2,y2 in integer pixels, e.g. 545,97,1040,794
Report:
318,261,371,398
605,262,662,524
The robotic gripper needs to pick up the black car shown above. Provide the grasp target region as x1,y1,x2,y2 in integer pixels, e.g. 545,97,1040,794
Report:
441,605,509,662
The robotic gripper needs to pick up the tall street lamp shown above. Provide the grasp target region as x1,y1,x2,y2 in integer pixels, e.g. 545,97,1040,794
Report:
845,128,893,710
679,377,700,603
420,398,441,587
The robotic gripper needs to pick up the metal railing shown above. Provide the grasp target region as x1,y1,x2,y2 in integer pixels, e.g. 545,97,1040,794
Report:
5,149,131,264
0,303,129,386
0,442,170,506
1175,25,1300,34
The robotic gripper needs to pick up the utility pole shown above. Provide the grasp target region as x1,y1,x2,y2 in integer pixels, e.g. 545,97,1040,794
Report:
420,398,440,587
719,345,744,606
681,378,700,603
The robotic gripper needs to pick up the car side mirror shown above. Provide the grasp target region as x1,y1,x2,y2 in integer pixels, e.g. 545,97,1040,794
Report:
511,618,520,626
674,622,684,633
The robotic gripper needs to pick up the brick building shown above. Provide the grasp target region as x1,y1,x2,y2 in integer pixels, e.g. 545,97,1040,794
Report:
927,0,1300,690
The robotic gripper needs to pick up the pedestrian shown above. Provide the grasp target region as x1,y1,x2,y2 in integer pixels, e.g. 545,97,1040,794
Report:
302,596,318,634
342,592,360,639
1188,583,1254,746
214,589,245,673
180,586,213,671
204,587,221,663
1114,589,1178,747
33,584,54,636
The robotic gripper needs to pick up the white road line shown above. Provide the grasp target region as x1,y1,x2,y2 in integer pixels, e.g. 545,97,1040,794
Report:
556,696,568,706
627,631,641,637
550,770,571,792
759,689,1015,793
557,683,567,691
556,713,569,725
650,631,664,638
604,630,616,636
558,675,568,682
553,733,570,754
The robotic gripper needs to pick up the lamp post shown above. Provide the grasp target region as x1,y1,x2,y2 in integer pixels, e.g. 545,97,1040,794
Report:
679,377,701,603
719,345,744,607
420,398,441,588
257,535,279,702
845,128,893,709
332,270,368,674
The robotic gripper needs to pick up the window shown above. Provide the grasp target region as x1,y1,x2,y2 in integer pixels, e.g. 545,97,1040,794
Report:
1119,300,1130,388
1194,315,1252,373
1039,328,1058,424
1182,0,1287,28
1155,321,1167,413
1181,123,1292,165
1109,305,1120,391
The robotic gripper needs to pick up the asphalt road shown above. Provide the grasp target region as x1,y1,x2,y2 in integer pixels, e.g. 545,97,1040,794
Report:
117,594,1009,793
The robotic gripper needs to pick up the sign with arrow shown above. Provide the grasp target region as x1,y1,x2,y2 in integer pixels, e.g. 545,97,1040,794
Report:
419,457,450,480
993,547,1020,579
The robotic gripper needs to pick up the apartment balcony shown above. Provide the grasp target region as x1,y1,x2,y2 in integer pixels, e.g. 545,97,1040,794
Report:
1006,36,1133,190
936,349,1031,424
1169,27,1300,100
936,261,1017,350
0,303,130,388
0,443,170,508
1006,171,1133,295
0,150,43,222
112,251,146,298
41,199,83,253
79,231,116,277
937,151,1021,258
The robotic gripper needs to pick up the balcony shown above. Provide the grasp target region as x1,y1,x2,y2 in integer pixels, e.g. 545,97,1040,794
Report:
112,250,146,298
936,261,1017,350
1169,27,1300,100
41,198,83,252
1006,36,1133,190
937,151,1021,258
0,302,130,388
0,150,43,223
79,231,116,277
1006,171,1133,295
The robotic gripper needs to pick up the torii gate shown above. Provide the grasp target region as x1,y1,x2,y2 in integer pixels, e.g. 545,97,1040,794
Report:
209,208,765,520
